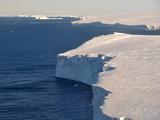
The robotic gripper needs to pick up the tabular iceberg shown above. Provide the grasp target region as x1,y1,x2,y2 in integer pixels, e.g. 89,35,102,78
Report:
55,12,160,120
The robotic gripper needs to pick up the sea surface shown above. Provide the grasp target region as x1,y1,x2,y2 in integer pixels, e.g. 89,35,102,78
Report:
0,17,101,120
0,17,159,120
0,16,117,120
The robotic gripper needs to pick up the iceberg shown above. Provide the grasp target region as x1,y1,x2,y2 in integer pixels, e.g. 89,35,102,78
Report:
55,12,160,120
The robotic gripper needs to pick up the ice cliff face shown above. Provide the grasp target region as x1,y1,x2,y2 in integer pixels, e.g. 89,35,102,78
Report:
56,54,116,120
56,54,114,85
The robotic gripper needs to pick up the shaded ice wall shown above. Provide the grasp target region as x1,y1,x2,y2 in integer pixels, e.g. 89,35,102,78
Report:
55,54,116,120
56,54,114,85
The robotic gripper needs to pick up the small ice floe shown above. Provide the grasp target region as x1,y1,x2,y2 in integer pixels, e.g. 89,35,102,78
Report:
113,117,131,120
74,84,78,87
119,117,132,120
10,30,14,33
143,48,150,51
120,117,125,120
114,32,128,35
103,63,115,72
103,63,109,71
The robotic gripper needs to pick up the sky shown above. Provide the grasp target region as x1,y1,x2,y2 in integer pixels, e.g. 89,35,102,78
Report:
0,0,159,16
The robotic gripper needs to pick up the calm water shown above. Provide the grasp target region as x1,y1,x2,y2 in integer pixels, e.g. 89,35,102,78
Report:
0,17,159,120
0,17,115,120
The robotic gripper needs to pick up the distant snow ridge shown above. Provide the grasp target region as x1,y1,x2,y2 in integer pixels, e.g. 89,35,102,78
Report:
31,15,66,20
56,54,114,85
16,15,82,21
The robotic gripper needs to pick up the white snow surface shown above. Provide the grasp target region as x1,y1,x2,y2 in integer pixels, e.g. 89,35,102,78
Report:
76,11,160,26
56,13,160,120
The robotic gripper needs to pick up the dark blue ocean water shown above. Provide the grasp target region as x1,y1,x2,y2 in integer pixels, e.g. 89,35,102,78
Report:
0,17,99,120
0,17,159,120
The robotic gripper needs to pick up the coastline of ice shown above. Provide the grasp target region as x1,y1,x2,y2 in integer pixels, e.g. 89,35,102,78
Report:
56,33,160,120
55,12,160,120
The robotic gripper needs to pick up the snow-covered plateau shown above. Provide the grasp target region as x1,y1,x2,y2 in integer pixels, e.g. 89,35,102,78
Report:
56,13,160,120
